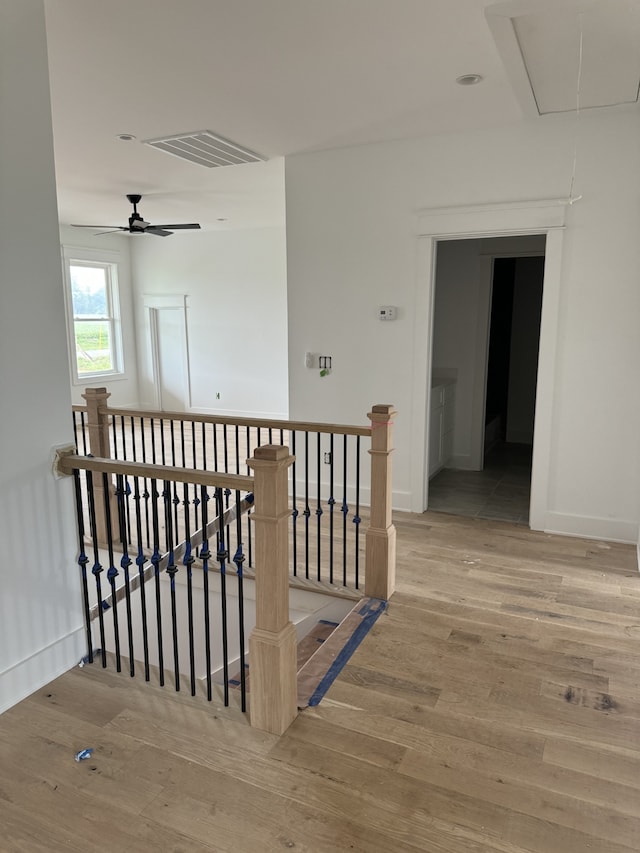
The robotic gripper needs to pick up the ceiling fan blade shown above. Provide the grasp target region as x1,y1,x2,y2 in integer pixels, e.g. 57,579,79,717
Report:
151,223,201,230
70,224,126,230
145,227,172,237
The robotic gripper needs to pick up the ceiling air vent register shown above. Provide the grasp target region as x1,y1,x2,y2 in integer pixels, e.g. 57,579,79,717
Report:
143,131,266,169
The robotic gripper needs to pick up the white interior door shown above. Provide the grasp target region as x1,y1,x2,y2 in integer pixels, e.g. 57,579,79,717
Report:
145,295,191,412
155,308,186,411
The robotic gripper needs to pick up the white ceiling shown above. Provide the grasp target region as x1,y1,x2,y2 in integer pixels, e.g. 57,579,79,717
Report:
43,0,640,232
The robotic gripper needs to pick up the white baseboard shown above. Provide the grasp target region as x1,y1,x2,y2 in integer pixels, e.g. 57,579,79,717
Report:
449,454,477,471
544,511,638,546
392,490,412,513
0,627,86,715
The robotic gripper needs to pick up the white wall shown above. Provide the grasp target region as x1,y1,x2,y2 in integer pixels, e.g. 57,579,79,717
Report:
59,226,140,408
286,107,640,542
0,1,85,713
131,225,289,418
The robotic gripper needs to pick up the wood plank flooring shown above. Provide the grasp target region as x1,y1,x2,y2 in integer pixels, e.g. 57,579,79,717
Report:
1,510,639,852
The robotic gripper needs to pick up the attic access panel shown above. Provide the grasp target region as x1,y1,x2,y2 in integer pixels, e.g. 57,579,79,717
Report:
487,0,640,115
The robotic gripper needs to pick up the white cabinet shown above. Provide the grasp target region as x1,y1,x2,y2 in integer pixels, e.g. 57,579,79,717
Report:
429,380,455,478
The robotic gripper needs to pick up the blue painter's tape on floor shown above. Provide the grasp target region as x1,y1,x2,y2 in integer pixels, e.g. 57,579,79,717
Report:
307,598,387,707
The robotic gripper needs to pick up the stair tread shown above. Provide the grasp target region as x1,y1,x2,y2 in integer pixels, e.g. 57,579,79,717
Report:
230,619,341,691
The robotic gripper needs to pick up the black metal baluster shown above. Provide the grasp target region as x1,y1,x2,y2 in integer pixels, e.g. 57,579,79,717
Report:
149,417,156,463
192,423,200,555
216,488,230,706
200,485,212,701
133,475,150,681
354,436,361,590
119,415,126,460
268,426,273,443
116,473,135,676
72,469,93,663
222,424,228,473
235,426,240,474
111,415,118,460
179,420,188,551
213,422,219,472
291,431,298,577
180,421,186,469
342,434,349,587
183,479,196,696
124,418,135,545
316,432,323,581
163,479,180,692
130,416,137,462
234,491,247,713
160,418,166,465
304,431,310,579
170,421,179,537
81,411,88,454
101,472,121,672
329,433,335,584
86,471,107,667
245,426,253,568
140,417,151,548
150,478,164,686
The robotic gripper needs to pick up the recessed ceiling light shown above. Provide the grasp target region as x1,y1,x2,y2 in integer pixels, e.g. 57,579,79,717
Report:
217,217,228,222
456,74,483,86
117,133,136,141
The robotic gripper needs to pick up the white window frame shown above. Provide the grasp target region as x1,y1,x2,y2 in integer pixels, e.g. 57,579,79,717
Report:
62,246,124,384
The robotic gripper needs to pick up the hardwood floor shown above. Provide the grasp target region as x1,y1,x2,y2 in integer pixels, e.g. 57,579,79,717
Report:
1,511,639,852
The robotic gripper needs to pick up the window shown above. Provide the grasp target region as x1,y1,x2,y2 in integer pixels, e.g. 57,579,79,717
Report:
63,249,123,382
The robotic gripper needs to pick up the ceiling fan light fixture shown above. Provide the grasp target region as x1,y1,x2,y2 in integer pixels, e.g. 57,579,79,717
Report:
456,74,483,86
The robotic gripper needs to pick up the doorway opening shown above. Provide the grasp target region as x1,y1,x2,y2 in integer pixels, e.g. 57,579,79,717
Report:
427,236,546,525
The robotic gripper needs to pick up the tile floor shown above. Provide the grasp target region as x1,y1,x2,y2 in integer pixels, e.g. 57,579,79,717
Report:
427,442,532,525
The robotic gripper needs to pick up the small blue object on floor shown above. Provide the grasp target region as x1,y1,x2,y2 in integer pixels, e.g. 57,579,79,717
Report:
74,748,94,762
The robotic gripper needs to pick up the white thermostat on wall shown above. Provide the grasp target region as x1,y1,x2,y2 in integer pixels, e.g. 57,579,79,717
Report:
378,305,396,321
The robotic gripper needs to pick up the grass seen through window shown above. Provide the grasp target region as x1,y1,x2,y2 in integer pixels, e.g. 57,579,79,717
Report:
74,320,113,373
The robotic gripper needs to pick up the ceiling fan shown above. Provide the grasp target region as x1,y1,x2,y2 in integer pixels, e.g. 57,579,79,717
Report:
71,194,201,237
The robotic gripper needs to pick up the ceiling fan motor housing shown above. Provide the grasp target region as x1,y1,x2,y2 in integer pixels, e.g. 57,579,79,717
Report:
129,212,149,231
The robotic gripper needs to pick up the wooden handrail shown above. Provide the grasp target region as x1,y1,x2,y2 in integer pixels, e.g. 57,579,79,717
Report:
57,453,254,491
93,405,372,437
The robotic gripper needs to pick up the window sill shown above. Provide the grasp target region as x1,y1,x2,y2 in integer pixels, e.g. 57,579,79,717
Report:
72,371,127,387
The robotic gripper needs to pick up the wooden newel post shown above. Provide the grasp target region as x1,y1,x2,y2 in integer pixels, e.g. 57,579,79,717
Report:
82,387,119,543
365,404,397,601
247,444,297,735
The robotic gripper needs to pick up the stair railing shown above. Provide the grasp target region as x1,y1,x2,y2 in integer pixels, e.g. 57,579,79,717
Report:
57,443,298,735
72,388,397,602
